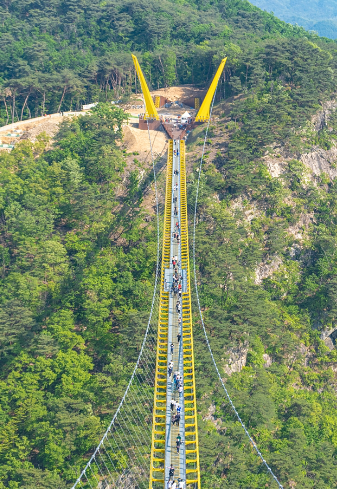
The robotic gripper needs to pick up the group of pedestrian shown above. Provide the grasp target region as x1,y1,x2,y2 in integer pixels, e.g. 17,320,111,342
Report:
172,230,180,242
167,478,185,489
173,371,183,393
172,412,180,426
170,399,181,413
172,165,180,241
172,219,180,243
171,268,182,298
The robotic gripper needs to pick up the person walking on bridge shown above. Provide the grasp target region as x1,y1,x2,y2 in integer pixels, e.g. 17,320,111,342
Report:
177,332,181,343
168,464,175,480
176,434,183,453
170,342,174,354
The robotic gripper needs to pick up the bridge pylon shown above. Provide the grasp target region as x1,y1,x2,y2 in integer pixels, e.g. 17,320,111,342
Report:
195,57,227,122
132,54,159,120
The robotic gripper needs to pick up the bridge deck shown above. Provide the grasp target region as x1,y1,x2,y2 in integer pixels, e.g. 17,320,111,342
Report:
149,140,200,488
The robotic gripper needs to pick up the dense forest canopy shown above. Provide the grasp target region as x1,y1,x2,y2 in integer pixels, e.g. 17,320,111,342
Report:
0,0,329,125
249,0,337,39
1,0,337,488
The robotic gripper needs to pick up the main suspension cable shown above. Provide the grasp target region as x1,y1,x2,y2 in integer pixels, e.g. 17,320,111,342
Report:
191,88,284,489
71,115,161,489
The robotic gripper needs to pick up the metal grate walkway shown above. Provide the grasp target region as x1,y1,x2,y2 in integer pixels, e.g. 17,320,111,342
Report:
149,140,200,489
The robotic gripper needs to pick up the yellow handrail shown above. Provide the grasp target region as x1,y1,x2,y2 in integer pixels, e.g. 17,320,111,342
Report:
149,141,173,487
179,141,201,487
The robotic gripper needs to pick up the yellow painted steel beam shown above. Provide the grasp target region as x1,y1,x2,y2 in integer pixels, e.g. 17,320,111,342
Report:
149,141,173,488
179,141,201,488
131,54,159,120
195,58,227,122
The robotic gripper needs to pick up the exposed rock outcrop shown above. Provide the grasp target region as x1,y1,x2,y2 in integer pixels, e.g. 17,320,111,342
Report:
263,353,273,368
321,326,337,350
287,212,315,241
255,256,282,285
301,147,337,180
223,342,248,375
312,99,337,131
264,156,285,178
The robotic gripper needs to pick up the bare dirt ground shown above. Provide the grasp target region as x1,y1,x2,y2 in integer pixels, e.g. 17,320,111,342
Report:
22,117,64,142
123,122,167,158
150,85,206,101
0,114,70,149
0,112,167,159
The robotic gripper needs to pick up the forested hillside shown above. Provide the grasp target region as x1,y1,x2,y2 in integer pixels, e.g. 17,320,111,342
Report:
1,0,337,488
249,0,337,39
0,0,319,125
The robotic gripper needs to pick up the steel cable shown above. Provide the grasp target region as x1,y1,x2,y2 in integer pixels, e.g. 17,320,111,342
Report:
71,115,162,489
191,87,284,489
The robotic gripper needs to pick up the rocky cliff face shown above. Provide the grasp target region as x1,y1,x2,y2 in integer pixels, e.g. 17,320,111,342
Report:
301,147,337,179
223,342,249,375
255,256,282,285
312,99,337,131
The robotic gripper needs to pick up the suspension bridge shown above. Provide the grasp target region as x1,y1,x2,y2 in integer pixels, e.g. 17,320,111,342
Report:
71,56,283,489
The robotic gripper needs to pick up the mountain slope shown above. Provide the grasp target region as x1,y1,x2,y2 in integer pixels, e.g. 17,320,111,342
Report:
249,0,337,38
0,0,325,125
1,1,337,488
